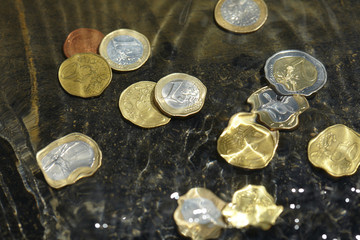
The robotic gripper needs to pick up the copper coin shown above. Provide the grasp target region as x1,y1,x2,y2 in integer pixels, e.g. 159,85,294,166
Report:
63,28,105,58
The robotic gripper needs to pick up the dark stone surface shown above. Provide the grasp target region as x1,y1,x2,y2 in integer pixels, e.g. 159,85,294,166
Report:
1,0,360,239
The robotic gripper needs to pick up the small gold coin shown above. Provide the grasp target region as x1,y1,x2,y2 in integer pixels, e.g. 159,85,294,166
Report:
173,188,227,240
58,53,112,98
222,185,283,230
99,29,151,71
36,133,102,189
217,112,279,169
214,0,268,33
154,73,207,117
308,124,360,177
119,81,170,128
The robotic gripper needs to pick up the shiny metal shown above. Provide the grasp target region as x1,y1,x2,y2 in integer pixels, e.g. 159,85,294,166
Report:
181,198,222,225
162,80,200,109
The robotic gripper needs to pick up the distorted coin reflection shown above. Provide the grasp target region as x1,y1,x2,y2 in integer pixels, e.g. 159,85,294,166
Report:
181,198,222,225
162,80,200,109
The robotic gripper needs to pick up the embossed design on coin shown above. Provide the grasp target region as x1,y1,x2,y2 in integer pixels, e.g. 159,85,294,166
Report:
174,188,226,240
58,53,112,98
248,86,309,130
217,112,279,169
222,185,283,230
308,124,360,177
99,29,150,71
154,73,206,117
265,50,327,96
119,81,170,128
214,0,268,33
36,133,102,188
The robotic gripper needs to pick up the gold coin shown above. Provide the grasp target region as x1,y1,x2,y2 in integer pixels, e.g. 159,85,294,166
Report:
308,124,360,177
99,29,151,71
58,53,112,98
119,81,170,128
154,73,207,117
214,0,268,33
36,132,102,189
222,185,283,230
217,112,279,169
173,188,227,240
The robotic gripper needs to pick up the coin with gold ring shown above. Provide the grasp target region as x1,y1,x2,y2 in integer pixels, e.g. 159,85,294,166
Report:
58,53,112,98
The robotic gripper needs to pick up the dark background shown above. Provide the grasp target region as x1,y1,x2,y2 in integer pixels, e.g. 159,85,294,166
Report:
1,0,360,239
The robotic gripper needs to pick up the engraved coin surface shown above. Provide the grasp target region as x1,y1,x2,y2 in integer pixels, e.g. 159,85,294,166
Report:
222,185,283,230
217,112,279,169
214,0,268,33
308,124,360,177
58,53,112,98
154,73,206,117
63,28,104,58
119,81,170,128
99,29,151,71
248,86,309,130
36,133,102,189
265,50,327,96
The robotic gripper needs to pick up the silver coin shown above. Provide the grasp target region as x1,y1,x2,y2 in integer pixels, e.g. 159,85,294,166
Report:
220,0,260,27
162,80,200,109
264,50,327,96
181,198,221,225
107,35,144,66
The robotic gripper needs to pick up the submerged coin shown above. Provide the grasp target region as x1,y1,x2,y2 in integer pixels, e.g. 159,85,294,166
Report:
63,28,105,58
174,188,227,240
222,185,283,230
99,29,151,71
154,73,207,117
265,50,327,96
248,86,309,130
217,112,279,169
214,0,268,33
119,81,170,128
58,53,112,98
36,133,102,188
308,124,360,177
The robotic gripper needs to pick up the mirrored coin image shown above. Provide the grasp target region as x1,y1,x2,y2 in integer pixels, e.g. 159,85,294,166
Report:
264,50,327,96
99,29,151,71
214,0,268,33
36,133,102,189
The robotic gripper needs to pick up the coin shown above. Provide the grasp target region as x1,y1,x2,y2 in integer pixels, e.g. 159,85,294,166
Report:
36,132,102,189
264,50,327,96
173,188,227,240
63,28,105,58
99,29,151,71
214,0,268,33
119,81,170,128
222,185,283,230
217,112,279,169
308,124,360,177
248,86,309,130
58,53,112,98
154,73,207,117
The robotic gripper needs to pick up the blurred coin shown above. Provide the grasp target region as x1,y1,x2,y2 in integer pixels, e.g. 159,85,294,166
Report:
99,29,151,71
154,73,207,117
214,0,268,33
308,124,360,177
58,53,112,98
264,50,327,96
119,81,170,128
63,28,104,58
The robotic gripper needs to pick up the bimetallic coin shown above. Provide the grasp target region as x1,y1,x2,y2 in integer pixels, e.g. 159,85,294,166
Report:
264,50,327,96
217,112,279,169
154,73,207,117
58,53,112,98
99,29,151,71
174,188,227,240
214,0,268,33
308,124,360,177
36,133,102,188
248,86,309,130
222,185,283,230
119,81,170,128
63,28,105,58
